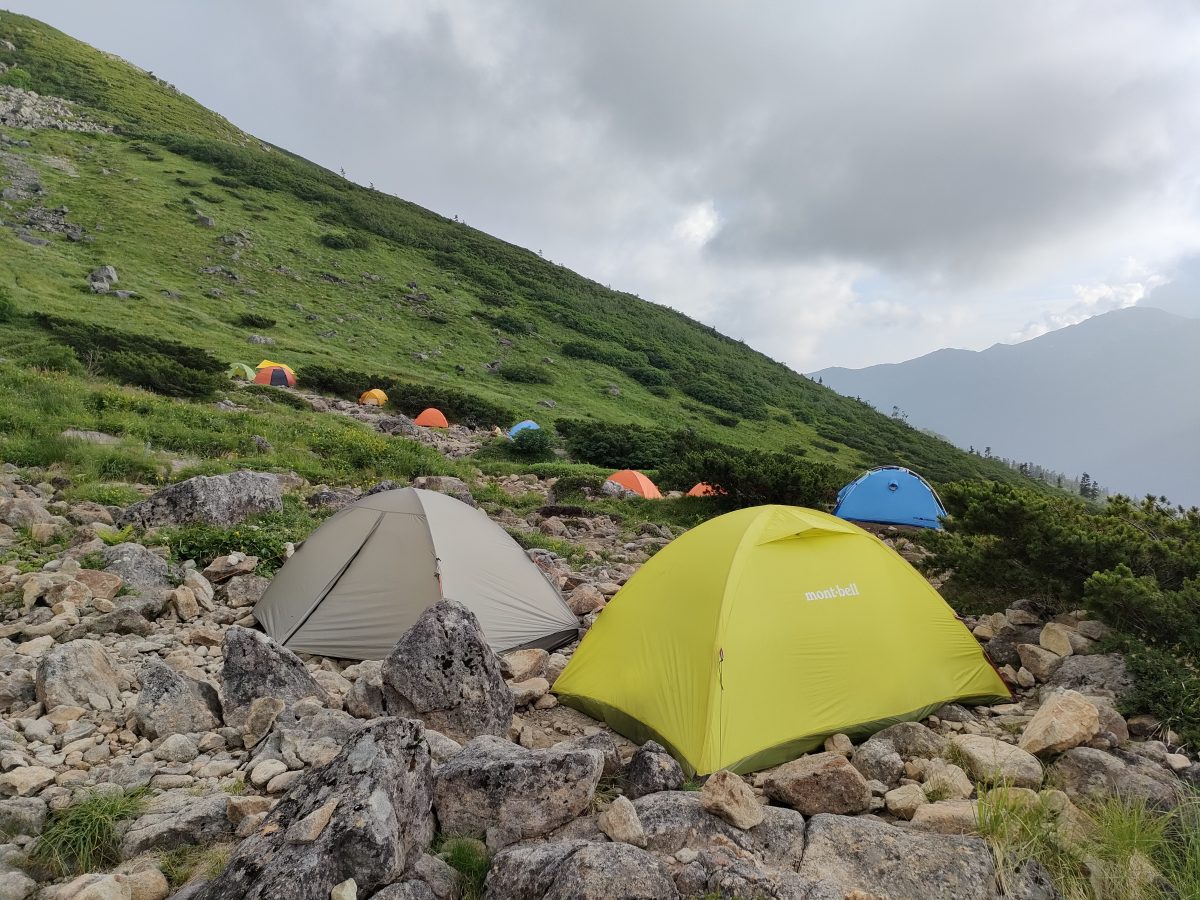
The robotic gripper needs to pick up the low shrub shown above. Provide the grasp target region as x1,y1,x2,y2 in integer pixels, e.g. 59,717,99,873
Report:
162,496,326,574
28,787,149,877
658,448,848,510
235,313,276,329
509,427,555,461
497,363,552,385
0,285,13,323
320,231,371,250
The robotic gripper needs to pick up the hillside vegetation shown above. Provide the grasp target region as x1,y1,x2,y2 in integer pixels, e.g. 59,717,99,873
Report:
0,10,1025,488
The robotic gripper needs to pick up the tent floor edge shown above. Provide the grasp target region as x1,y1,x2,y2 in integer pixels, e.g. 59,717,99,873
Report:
503,627,580,655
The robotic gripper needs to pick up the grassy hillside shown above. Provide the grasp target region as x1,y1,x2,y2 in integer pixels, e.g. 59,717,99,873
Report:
0,10,1026,488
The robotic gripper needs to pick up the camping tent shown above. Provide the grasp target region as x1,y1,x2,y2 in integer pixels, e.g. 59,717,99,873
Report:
255,359,295,377
359,388,389,406
553,505,1008,775
605,470,662,499
687,482,719,497
834,466,946,530
228,363,256,381
414,407,449,428
253,365,296,388
254,488,579,659
507,420,540,440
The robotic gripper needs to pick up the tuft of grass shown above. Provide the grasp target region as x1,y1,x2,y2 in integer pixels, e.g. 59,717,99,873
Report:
222,777,247,795
158,844,231,888
27,787,149,877
504,527,587,566
433,835,489,900
682,777,705,792
77,551,108,570
590,773,626,813
97,524,135,546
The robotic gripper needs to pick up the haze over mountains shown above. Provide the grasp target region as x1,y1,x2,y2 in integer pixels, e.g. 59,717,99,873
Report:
813,306,1200,506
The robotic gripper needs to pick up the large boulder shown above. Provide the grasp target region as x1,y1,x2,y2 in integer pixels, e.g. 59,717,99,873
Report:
0,498,52,527
250,703,364,770
35,640,124,712
1019,690,1100,756
195,718,434,900
1051,747,1177,809
119,471,282,528
950,734,1043,789
1042,654,1132,699
381,600,513,742
134,659,222,738
120,792,233,858
219,626,329,729
764,752,871,815
486,840,678,900
625,741,685,799
433,734,603,848
101,543,170,595
633,791,806,870
798,814,999,899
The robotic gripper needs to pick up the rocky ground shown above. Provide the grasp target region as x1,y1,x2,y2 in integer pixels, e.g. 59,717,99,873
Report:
0,448,1196,899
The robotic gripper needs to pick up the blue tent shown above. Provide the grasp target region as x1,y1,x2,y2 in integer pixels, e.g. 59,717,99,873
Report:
507,420,541,440
833,466,947,529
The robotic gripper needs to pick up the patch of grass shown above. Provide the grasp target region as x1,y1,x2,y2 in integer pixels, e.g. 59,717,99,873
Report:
96,524,135,546
61,481,144,507
504,527,586,566
942,740,972,772
433,835,490,900
158,844,230,888
222,777,246,795
590,773,626,813
77,551,108,570
162,495,326,574
27,787,149,878
923,785,952,803
682,778,704,792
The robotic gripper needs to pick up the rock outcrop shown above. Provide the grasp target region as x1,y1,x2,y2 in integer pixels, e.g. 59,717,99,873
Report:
119,471,283,528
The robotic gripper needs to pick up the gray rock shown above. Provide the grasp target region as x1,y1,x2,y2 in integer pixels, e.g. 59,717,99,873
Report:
219,626,329,729
433,735,602,848
222,573,269,608
101,542,170,594
851,735,904,787
0,671,35,711
984,625,1043,669
410,476,476,507
135,659,221,738
404,852,459,900
62,606,152,639
195,718,434,900
555,732,622,777
625,741,684,799
372,884,435,900
381,600,513,743
0,869,36,900
764,752,871,816
0,797,46,837
35,639,124,711
1043,654,1132,699
251,704,363,770
798,814,1000,899
1051,747,1177,809
632,791,806,869
120,792,233,858
345,661,385,720
875,721,947,759
486,840,679,900
1005,858,1063,900
119,471,282,528
0,499,52,528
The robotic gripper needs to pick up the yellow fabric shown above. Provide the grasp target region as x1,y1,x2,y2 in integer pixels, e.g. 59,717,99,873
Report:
255,359,295,375
553,505,1008,775
359,388,388,405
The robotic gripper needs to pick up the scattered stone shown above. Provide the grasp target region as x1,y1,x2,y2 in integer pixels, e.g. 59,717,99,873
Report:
119,792,232,858
1019,690,1100,756
202,553,258,584
486,840,678,900
219,626,329,729
1039,623,1076,658
598,795,646,847
699,769,764,829
380,600,513,743
36,639,124,711
764,752,871,816
101,543,170,594
1051,747,1177,809
884,783,927,819
625,740,685,799
951,734,1043,789
910,799,981,835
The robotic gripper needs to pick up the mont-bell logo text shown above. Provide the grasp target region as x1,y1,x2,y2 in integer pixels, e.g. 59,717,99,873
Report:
804,582,860,602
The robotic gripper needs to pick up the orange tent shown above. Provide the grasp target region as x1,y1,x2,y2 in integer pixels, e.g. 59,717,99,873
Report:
687,482,720,497
359,389,388,406
414,407,449,428
254,366,296,388
606,470,662,499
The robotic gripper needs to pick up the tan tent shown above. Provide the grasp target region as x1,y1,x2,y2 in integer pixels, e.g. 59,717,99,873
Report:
254,488,579,659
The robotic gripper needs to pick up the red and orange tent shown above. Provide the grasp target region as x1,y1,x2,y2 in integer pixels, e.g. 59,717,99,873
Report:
687,482,721,497
253,360,296,387
414,407,449,428
606,469,662,500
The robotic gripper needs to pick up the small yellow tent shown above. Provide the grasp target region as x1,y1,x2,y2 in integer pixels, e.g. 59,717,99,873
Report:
359,388,388,406
553,505,1008,775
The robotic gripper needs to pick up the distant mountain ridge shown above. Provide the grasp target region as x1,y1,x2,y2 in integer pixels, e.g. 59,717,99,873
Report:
813,306,1200,505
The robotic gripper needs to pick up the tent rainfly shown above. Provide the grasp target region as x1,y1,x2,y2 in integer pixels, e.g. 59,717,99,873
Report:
507,420,540,440
253,366,296,387
359,388,388,406
834,466,947,530
414,407,449,428
254,488,579,659
605,469,662,499
553,505,1009,775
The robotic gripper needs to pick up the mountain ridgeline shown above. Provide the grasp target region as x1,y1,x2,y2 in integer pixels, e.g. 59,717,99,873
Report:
814,306,1200,506
0,10,1024,489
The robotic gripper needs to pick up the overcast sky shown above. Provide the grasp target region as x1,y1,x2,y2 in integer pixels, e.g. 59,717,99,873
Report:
8,1,1200,370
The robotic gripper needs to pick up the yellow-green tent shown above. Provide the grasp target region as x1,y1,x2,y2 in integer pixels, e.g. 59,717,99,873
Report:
553,505,1008,775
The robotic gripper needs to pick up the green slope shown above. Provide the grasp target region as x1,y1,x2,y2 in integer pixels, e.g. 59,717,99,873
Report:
0,10,1023,486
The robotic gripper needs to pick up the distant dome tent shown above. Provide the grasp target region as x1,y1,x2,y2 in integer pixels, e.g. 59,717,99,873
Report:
359,388,388,406
833,466,947,530
605,470,662,499
553,505,1008,775
507,420,540,440
255,488,579,660
253,361,296,387
687,482,720,497
227,363,256,381
414,407,449,428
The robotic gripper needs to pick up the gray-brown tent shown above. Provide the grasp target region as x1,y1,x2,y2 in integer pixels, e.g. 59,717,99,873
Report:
254,488,579,659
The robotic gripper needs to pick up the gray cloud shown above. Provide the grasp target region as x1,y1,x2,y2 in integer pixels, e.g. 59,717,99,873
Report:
7,0,1200,368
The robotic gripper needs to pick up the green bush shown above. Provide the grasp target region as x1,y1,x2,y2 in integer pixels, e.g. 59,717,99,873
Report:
510,427,555,461
497,363,552,385
555,419,714,470
235,313,276,329
0,66,33,90
489,312,534,335
0,286,13,323
99,350,224,399
162,496,326,574
658,448,848,510
320,231,371,250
